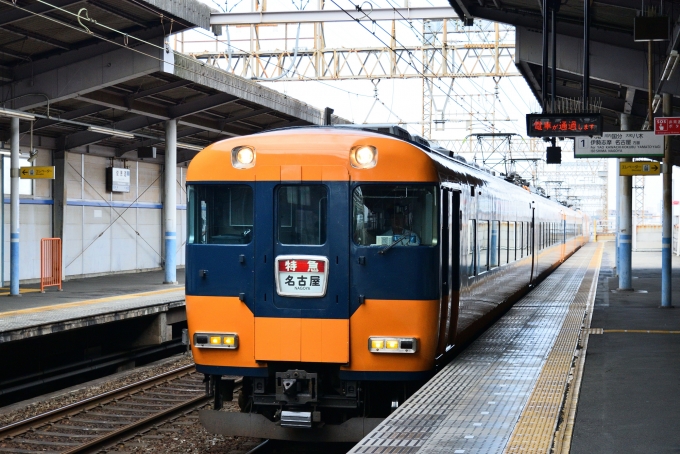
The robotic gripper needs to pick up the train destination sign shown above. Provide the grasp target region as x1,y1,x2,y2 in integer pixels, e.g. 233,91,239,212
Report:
19,166,55,179
619,161,661,176
654,117,680,135
275,255,329,298
526,113,603,138
574,131,664,158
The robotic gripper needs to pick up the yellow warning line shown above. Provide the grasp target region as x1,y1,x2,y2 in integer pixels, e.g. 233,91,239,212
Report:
603,329,680,334
0,287,184,318
0,288,43,296
504,243,603,454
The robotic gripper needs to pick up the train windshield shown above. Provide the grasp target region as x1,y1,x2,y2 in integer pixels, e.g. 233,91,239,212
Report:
187,184,253,244
277,185,328,245
352,185,438,246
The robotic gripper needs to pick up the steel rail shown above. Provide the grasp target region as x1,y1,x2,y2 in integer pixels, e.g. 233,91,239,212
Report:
0,363,196,439
61,391,212,454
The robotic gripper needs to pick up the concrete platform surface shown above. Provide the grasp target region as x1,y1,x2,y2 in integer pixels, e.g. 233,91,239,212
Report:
0,269,185,343
571,244,680,454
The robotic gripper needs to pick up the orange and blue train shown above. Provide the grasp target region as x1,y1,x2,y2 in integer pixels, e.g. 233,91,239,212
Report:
185,125,588,441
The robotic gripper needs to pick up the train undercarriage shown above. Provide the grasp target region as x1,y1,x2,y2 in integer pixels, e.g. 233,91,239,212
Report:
201,364,425,442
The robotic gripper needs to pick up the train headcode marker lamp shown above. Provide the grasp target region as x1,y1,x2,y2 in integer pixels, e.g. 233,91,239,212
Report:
526,113,604,164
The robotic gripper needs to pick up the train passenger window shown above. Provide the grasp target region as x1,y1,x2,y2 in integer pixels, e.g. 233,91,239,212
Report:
468,220,476,275
187,184,253,245
477,220,489,273
525,222,531,256
500,221,508,266
490,221,500,269
277,185,328,245
508,222,516,262
352,185,438,247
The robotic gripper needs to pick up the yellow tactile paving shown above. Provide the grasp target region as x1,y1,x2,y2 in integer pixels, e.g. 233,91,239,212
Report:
0,288,43,296
504,242,603,454
0,286,184,318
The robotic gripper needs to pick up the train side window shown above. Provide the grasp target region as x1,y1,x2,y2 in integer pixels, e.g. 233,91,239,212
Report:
490,221,500,269
500,221,508,266
508,221,516,262
468,220,476,275
477,220,489,273
526,222,531,256
352,184,438,247
187,184,253,245
277,185,328,245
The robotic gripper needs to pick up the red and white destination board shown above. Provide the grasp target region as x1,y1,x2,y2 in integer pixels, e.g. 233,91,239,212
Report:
654,117,680,135
275,256,329,297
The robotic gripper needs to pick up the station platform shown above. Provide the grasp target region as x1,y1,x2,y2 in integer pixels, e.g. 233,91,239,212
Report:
0,270,185,343
350,241,680,453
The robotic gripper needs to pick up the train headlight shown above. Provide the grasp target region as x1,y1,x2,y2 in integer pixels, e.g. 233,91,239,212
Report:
231,146,256,169
350,145,377,169
194,332,239,349
371,339,384,349
368,337,418,353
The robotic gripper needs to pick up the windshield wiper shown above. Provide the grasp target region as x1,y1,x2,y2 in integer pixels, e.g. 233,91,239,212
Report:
378,233,409,255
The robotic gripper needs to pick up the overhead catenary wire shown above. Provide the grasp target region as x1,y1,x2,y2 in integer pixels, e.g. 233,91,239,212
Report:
3,0,511,133
377,1,513,130
327,0,496,132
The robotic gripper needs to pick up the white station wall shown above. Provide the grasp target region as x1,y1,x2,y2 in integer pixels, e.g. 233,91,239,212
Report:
3,151,187,282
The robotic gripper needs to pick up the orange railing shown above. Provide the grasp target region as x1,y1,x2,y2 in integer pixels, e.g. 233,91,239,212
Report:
40,238,62,292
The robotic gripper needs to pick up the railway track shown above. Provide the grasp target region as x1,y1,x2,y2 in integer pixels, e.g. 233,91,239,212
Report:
0,364,228,453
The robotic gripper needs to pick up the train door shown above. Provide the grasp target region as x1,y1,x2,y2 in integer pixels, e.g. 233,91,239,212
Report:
253,175,350,363
436,188,460,355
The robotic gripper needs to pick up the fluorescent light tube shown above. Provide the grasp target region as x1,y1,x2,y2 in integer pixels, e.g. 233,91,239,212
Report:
88,126,135,139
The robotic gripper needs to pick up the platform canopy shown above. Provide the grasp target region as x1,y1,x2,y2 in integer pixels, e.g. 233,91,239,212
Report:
0,0,343,163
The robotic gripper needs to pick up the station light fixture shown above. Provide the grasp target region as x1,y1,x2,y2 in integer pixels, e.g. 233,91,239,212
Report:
368,336,418,353
176,142,205,151
350,145,378,169
661,50,679,81
231,145,256,169
193,332,239,349
0,108,36,121
88,126,135,139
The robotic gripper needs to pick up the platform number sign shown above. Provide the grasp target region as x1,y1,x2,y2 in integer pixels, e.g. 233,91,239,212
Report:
574,131,664,158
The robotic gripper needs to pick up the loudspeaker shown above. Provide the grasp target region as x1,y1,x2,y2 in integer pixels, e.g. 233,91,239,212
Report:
138,146,156,159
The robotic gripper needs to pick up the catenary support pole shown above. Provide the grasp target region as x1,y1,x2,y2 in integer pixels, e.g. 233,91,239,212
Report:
10,117,20,296
583,0,590,102
542,0,548,111
164,119,177,284
551,5,556,109
661,93,673,307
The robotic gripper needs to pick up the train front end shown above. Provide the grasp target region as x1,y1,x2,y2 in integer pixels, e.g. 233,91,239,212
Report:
185,128,441,441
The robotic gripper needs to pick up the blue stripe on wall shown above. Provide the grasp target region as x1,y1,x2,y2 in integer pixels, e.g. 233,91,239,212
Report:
1,198,186,210
3,198,53,205
66,200,187,210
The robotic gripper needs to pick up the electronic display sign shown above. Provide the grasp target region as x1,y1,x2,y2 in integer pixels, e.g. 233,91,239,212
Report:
526,113,603,138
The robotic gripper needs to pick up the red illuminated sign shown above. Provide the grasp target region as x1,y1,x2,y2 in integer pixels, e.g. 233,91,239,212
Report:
654,117,680,135
526,114,603,138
